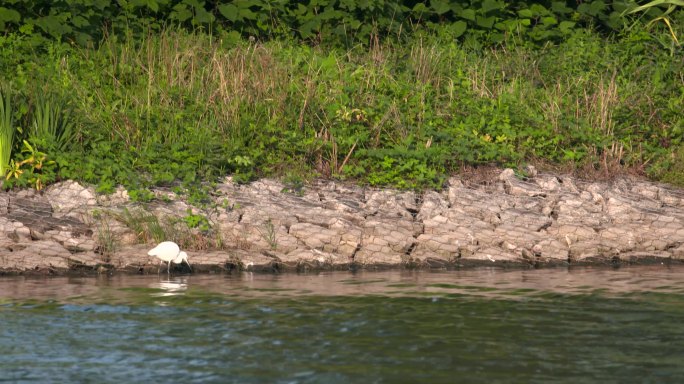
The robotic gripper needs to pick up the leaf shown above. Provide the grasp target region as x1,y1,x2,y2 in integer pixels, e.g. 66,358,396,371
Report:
431,0,450,15
578,0,607,16
559,20,576,33
71,15,90,28
476,15,496,29
530,4,549,15
589,0,607,15
218,4,239,22
625,0,684,15
517,9,533,18
551,1,573,14
143,0,159,12
235,0,259,9
34,15,72,38
412,3,427,13
0,7,20,23
239,8,257,21
541,16,557,26
451,20,467,37
170,4,192,22
460,8,476,21
481,0,504,14
193,6,215,25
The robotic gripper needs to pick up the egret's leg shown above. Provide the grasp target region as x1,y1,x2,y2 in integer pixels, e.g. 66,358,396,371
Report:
158,260,163,274
167,261,171,274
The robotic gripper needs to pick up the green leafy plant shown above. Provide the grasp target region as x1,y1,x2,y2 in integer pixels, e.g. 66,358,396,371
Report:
4,140,56,190
183,209,211,232
0,12,681,193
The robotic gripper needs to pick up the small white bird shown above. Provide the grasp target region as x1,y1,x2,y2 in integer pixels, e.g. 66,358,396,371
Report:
148,241,191,274
173,251,191,272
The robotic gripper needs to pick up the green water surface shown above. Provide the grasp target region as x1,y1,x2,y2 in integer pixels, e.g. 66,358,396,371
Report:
1,267,683,383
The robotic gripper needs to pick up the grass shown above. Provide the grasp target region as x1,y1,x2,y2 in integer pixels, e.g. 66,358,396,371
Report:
94,214,116,262
0,26,682,190
0,88,14,176
110,207,169,244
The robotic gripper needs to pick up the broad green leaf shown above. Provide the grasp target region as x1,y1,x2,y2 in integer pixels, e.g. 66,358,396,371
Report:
589,0,607,15
559,20,576,33
0,7,20,23
193,7,214,24
431,0,451,15
579,0,607,16
460,8,476,21
412,3,427,13
240,8,257,21
476,15,495,29
148,0,159,13
34,15,72,38
183,0,202,8
171,3,192,22
219,4,239,22
517,9,533,18
451,20,467,37
541,16,557,26
530,4,549,15
71,15,90,28
551,1,572,14
481,0,504,14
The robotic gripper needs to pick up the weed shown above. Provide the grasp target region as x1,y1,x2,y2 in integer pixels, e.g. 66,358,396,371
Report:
111,207,168,244
258,218,278,250
94,214,116,262
183,209,211,232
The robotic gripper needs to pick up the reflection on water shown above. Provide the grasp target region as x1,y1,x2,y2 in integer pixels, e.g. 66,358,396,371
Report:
1,266,684,383
3,266,684,301
152,278,189,298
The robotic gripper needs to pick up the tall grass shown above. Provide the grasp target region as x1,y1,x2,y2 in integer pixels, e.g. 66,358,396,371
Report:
2,27,683,189
0,89,14,177
31,95,75,151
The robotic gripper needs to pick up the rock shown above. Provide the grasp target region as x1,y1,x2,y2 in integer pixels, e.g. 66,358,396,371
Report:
416,191,449,221
532,239,569,262
4,171,684,274
364,189,417,219
466,247,521,263
44,180,98,212
498,168,546,197
672,244,684,259
289,222,361,257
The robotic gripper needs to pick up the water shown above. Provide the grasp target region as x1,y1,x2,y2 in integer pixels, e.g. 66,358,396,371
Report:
2,267,684,383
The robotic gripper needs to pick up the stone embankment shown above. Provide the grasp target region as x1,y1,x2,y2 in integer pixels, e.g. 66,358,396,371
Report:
2,168,684,274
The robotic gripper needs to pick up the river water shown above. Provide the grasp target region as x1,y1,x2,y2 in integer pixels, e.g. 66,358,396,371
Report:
1,266,684,383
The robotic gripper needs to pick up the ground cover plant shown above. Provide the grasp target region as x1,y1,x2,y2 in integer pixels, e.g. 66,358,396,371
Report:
0,1,681,195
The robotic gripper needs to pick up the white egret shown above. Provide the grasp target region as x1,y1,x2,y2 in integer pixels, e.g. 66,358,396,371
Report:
173,251,192,272
148,241,191,273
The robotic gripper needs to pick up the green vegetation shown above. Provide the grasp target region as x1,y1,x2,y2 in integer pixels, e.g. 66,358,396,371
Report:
0,89,14,176
0,1,682,192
